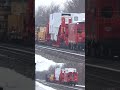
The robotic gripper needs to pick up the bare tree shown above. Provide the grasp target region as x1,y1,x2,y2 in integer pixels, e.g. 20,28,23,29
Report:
48,64,61,74
64,0,85,13
35,6,47,27
35,2,60,28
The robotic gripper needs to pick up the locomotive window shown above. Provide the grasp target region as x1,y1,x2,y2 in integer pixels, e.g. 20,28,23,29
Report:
62,14,71,16
101,7,113,18
65,18,69,23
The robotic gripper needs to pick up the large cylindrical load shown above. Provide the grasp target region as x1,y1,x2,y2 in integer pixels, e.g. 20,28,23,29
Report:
54,68,62,81
49,13,72,41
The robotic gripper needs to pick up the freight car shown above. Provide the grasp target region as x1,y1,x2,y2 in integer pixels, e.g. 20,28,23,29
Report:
6,0,34,45
86,0,120,58
46,68,78,86
0,0,34,45
7,1,24,41
37,27,47,44
0,0,11,41
7,15,24,41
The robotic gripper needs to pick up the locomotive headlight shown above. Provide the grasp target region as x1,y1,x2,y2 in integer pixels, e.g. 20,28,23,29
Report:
104,27,112,32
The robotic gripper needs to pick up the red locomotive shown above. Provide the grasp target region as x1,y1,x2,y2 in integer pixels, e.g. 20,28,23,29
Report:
46,68,78,86
68,22,85,50
86,0,120,58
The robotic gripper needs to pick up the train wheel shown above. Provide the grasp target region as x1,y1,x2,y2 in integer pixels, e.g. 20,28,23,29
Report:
90,48,94,57
62,42,67,49
72,43,75,50
69,83,71,85
78,45,81,51
80,46,83,51
73,44,76,50
104,48,109,58
108,49,112,59
75,44,78,50
86,41,91,56
73,44,75,50
73,83,76,86
99,47,109,59
95,47,100,58
86,47,89,56
71,43,73,50
69,43,72,50
78,45,80,50
76,45,79,51
99,45,104,57
86,43,90,56
66,82,68,85
68,43,71,49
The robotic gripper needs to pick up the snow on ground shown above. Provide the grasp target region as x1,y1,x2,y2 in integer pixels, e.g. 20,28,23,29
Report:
36,81,56,90
35,54,63,71
76,85,85,88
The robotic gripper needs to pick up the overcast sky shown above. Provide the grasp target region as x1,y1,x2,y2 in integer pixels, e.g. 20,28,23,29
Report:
35,0,66,10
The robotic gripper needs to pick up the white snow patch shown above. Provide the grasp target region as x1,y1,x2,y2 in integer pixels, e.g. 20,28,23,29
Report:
35,54,63,71
36,81,56,90
76,85,85,88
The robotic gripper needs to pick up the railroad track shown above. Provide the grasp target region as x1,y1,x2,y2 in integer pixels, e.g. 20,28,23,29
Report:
36,79,85,90
35,44,85,63
0,45,34,63
86,59,120,89
36,45,85,57
35,43,85,54
0,42,34,52
0,44,35,79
